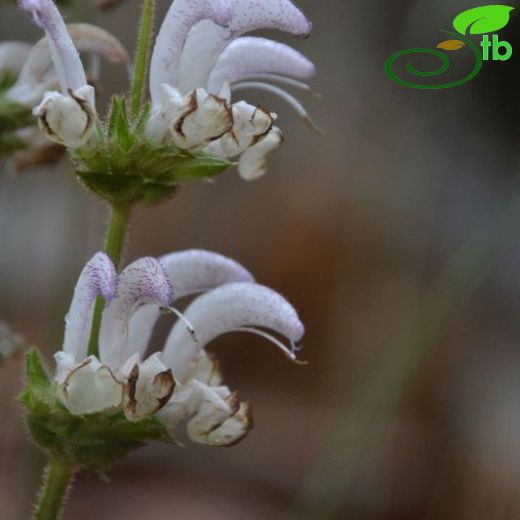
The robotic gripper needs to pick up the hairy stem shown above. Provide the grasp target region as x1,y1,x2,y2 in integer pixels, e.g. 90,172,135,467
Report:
87,203,132,358
33,458,74,520
130,0,156,118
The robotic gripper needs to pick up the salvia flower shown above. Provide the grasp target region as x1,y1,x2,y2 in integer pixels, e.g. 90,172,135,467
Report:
53,250,304,446
146,0,316,180
0,22,129,169
16,0,128,147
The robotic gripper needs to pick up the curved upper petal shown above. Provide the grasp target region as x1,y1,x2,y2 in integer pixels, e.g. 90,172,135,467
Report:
99,257,172,370
162,282,304,379
126,250,254,360
62,252,116,362
149,0,232,104
176,0,312,93
208,36,315,93
18,0,87,92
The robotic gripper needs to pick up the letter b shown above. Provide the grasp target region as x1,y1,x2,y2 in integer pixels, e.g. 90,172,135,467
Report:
492,34,513,61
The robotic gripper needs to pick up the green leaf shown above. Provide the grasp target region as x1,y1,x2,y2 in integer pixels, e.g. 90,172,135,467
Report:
142,182,180,204
25,348,51,388
453,5,514,35
19,348,55,414
154,150,232,182
108,96,135,152
77,172,144,203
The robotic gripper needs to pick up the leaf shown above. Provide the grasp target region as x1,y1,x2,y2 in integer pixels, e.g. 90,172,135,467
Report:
437,39,466,51
77,172,144,203
25,348,51,388
19,348,55,414
108,96,135,152
453,5,514,35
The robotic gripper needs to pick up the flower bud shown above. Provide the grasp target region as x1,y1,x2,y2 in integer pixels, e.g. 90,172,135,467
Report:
34,85,96,148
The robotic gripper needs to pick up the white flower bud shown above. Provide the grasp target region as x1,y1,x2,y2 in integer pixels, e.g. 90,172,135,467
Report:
34,85,96,148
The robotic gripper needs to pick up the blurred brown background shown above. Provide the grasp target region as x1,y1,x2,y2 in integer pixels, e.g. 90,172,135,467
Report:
1,0,520,518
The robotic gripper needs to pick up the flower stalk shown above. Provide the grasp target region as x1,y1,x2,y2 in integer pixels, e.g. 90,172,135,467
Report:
33,458,75,520
87,202,132,358
130,0,156,118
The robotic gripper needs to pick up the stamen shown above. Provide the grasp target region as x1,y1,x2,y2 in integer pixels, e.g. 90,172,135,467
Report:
160,306,199,343
239,73,322,99
231,327,307,365
231,81,322,133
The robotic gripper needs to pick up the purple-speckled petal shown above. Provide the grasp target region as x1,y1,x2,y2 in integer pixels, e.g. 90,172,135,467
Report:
176,0,312,93
162,282,304,379
99,257,172,370
207,36,315,93
18,0,87,92
149,0,232,104
126,250,254,360
62,252,116,361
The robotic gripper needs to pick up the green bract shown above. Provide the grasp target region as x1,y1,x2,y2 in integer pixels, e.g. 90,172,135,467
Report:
19,349,175,470
72,97,232,205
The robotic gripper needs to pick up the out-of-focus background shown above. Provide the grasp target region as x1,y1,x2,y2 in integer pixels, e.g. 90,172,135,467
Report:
1,0,520,518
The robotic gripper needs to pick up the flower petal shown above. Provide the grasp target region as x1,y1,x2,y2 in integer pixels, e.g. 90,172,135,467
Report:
35,85,97,147
238,126,283,180
0,41,32,77
208,36,315,93
149,0,232,104
58,356,123,415
122,353,175,422
220,101,273,157
126,250,254,360
187,391,253,446
172,88,233,149
183,351,223,386
9,24,128,107
156,379,230,428
99,257,172,370
62,252,116,362
176,0,312,93
162,282,304,379
18,0,87,92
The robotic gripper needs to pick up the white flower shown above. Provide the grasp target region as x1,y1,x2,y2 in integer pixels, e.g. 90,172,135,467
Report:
54,250,305,446
16,1,128,147
146,0,316,180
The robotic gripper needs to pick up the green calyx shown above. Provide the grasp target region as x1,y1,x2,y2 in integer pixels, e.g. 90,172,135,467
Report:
19,348,175,470
72,96,232,205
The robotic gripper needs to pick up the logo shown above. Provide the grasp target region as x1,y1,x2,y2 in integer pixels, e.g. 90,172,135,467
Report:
385,5,514,89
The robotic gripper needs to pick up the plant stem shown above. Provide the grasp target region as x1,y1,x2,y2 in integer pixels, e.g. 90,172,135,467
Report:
33,458,74,520
130,0,155,118
87,203,132,358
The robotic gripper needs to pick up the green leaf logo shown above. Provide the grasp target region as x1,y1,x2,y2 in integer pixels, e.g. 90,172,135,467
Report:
453,5,514,35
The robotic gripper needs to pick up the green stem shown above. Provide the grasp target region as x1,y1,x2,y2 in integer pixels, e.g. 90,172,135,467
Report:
33,458,74,520
87,203,132,358
130,0,156,118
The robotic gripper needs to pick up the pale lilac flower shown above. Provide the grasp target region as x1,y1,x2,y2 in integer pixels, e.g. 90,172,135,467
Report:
146,0,316,180
54,250,304,446
15,1,128,147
